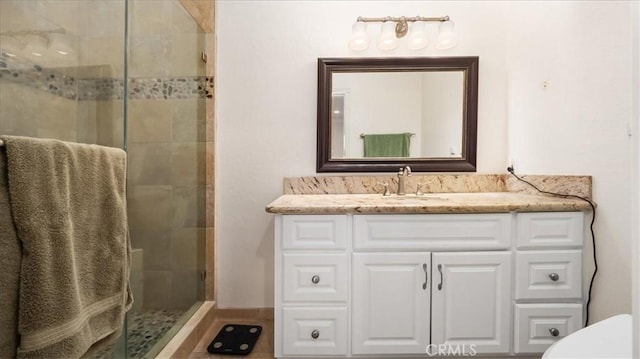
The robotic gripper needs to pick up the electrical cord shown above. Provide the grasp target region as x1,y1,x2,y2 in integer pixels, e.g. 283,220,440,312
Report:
507,166,597,327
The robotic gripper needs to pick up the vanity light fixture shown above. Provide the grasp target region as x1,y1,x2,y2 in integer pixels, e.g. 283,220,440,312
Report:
348,15,457,51
0,28,74,60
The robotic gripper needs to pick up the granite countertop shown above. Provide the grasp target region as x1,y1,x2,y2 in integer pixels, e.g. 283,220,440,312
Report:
265,192,592,214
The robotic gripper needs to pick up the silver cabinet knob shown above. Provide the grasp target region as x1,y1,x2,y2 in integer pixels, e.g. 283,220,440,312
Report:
311,275,320,284
549,328,560,337
548,273,560,281
311,330,320,339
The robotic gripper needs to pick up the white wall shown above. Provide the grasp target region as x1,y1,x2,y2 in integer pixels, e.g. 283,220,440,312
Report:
216,0,635,325
421,72,464,157
506,1,634,323
334,73,422,157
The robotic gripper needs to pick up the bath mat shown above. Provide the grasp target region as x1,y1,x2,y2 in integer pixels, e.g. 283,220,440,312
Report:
207,324,262,355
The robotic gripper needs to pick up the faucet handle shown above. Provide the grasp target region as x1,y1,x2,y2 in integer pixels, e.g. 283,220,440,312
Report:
377,182,391,196
399,166,412,176
416,183,424,196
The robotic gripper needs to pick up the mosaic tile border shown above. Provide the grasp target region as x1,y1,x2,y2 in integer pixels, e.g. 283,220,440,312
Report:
125,77,213,100
1,52,213,101
77,77,213,100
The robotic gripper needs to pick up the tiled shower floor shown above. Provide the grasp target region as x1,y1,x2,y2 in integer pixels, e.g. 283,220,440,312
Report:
93,309,185,359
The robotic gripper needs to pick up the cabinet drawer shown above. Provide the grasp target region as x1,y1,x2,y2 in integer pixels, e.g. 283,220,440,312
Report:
354,214,511,250
514,303,583,353
517,212,583,249
282,253,348,302
281,307,348,356
282,215,347,250
515,250,582,300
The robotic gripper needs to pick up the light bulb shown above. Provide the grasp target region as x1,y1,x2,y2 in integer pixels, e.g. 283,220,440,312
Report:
348,21,370,51
436,20,457,50
407,21,428,50
377,21,398,51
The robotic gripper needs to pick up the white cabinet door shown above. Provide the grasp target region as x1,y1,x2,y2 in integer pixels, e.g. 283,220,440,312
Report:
352,252,431,355
432,252,512,354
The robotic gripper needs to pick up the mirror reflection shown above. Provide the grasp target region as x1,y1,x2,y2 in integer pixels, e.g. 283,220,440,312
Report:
331,71,464,159
317,57,478,172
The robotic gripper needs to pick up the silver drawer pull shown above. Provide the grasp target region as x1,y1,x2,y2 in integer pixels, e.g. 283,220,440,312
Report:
422,263,428,290
311,275,320,284
549,328,560,337
548,272,560,282
311,330,320,339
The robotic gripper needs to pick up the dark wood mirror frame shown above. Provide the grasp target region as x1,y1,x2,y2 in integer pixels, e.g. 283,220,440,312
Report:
316,56,479,172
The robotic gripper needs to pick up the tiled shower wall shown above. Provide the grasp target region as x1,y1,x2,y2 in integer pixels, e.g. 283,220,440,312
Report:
126,0,210,310
0,79,79,142
0,0,82,142
0,0,125,146
0,0,212,310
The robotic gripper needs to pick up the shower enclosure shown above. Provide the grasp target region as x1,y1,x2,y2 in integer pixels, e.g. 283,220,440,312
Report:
0,0,208,357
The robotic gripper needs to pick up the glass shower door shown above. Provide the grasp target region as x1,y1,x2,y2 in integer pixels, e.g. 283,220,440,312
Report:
124,0,208,357
1,0,128,358
1,0,206,357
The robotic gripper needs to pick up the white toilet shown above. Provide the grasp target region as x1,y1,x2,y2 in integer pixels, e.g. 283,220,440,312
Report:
542,314,632,358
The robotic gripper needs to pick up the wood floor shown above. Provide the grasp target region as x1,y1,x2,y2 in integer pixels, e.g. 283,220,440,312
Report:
188,317,275,358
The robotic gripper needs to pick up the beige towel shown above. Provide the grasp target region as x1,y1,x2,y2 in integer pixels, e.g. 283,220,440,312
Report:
0,147,21,358
0,135,132,359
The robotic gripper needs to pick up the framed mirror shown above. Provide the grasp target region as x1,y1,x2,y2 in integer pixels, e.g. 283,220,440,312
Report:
317,57,478,172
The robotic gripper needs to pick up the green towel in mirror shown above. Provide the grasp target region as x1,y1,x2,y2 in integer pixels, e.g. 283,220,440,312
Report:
363,133,411,157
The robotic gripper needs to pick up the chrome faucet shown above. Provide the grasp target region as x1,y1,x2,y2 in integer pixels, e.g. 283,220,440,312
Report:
396,166,412,195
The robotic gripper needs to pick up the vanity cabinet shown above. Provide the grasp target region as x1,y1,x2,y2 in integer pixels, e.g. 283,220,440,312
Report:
513,212,585,354
352,252,431,355
277,215,350,357
431,252,512,354
351,251,511,355
274,211,585,358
